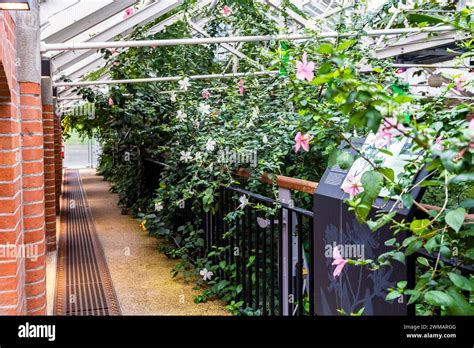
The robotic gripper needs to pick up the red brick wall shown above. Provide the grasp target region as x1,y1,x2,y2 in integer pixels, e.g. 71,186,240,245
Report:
0,10,26,315
20,81,46,315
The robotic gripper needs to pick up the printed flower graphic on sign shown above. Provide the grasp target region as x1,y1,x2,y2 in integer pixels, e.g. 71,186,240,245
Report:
200,268,213,281
374,117,406,147
332,246,348,279
296,52,315,82
341,175,363,199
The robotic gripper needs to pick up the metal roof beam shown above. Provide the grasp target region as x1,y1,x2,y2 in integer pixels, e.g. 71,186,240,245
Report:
42,0,137,43
50,0,184,74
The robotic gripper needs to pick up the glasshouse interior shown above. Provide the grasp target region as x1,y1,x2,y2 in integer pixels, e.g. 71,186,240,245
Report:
0,0,473,319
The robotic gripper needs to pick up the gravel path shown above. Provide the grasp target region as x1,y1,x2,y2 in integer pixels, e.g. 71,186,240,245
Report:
79,168,228,315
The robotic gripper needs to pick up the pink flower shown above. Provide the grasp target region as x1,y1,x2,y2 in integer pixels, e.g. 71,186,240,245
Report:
113,61,120,66
201,89,211,99
108,98,114,106
124,7,134,19
110,48,117,55
469,118,474,130
434,135,444,151
332,247,348,279
151,44,157,48
374,117,405,147
454,76,467,92
395,68,407,74
223,5,232,16
294,132,311,152
296,52,315,81
239,79,245,95
341,175,363,199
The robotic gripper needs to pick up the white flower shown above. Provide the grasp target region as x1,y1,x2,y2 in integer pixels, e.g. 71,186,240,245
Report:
178,77,191,91
176,110,187,122
194,151,203,161
206,139,216,152
170,92,177,102
198,103,211,115
238,195,249,209
245,120,255,129
199,268,213,281
252,106,259,119
180,151,193,162
262,134,268,144
154,202,163,212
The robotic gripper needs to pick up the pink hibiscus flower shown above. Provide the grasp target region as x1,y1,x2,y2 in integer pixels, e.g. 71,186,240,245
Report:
201,89,211,99
341,175,363,199
223,5,232,16
239,80,245,95
332,247,348,279
296,52,315,81
123,7,134,19
294,132,311,152
108,98,114,106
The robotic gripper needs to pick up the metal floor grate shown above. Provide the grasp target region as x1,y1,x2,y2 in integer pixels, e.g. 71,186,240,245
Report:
55,169,121,315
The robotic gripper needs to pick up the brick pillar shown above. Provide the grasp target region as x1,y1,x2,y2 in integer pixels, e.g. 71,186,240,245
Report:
15,1,46,315
53,113,62,214
20,82,46,315
0,11,26,315
42,73,56,251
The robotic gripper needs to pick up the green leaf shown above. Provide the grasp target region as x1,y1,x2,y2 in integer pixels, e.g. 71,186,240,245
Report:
361,170,383,198
337,151,354,170
336,39,356,52
401,193,414,209
424,290,455,307
410,219,430,235
316,43,334,55
377,167,394,182
445,208,466,232
397,280,407,289
327,149,340,167
386,290,401,301
392,251,405,264
407,13,445,25
416,257,431,268
448,272,474,291
405,239,423,256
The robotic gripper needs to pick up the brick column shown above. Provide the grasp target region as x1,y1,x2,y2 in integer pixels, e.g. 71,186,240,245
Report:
0,11,26,315
15,1,46,315
42,71,56,251
20,82,46,315
54,112,62,214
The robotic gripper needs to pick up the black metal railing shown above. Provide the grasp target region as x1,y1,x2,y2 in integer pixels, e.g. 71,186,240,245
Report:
200,185,315,316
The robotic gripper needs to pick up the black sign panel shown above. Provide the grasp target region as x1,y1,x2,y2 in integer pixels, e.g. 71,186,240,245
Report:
313,138,426,315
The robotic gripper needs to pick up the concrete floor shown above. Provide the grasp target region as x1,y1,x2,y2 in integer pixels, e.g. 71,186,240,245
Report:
79,169,228,315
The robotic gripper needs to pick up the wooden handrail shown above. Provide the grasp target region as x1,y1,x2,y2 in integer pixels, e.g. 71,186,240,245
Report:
235,167,473,221
236,168,318,194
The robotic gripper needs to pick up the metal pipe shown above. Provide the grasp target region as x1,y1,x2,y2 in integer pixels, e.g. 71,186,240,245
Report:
42,25,456,52
53,71,279,87
393,63,473,69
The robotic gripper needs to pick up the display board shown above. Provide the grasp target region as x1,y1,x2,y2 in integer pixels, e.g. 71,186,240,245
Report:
312,137,427,315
